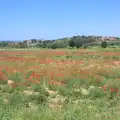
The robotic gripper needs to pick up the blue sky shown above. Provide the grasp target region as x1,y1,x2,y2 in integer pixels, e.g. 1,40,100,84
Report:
0,0,120,40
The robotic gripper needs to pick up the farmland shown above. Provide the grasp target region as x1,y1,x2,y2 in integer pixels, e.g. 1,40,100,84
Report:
0,48,120,120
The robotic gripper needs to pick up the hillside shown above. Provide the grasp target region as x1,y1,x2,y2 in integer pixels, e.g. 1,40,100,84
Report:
0,35,120,49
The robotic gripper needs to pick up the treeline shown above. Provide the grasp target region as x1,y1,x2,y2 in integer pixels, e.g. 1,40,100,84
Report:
0,35,119,49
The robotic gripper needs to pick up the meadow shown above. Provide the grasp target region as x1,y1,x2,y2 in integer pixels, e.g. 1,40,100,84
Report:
0,48,120,120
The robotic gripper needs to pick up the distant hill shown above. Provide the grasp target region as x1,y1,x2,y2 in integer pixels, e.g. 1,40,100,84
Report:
0,35,119,49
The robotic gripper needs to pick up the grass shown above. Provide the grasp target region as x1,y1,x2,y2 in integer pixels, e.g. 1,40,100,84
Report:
0,48,120,119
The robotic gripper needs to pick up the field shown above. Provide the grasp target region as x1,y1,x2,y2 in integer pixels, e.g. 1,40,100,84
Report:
0,48,120,120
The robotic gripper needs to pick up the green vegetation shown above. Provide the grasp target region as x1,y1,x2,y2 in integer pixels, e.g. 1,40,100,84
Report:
0,35,119,49
101,41,108,48
0,48,120,119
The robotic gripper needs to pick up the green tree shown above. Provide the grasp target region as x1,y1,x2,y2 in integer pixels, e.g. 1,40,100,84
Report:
68,39,75,48
75,40,82,49
101,41,107,48
0,41,8,49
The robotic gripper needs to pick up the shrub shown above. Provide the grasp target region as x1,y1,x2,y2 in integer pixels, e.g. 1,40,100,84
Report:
101,41,107,48
51,44,57,49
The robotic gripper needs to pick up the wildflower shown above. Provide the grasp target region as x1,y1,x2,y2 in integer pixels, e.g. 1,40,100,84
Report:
11,82,17,88
100,85,107,91
110,88,114,93
110,87,118,93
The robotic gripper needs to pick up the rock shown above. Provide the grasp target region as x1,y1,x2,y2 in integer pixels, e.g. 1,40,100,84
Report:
7,80,14,85
89,86,95,91
81,88,89,96
48,98,61,105
46,88,57,96
48,96,65,105
23,90,39,95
